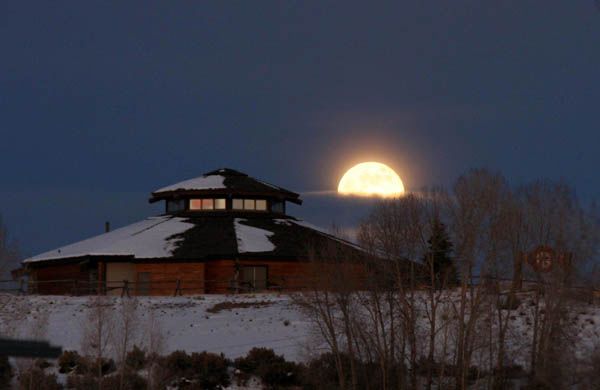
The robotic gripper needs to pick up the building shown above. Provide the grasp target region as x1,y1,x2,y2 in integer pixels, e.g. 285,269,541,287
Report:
22,168,366,295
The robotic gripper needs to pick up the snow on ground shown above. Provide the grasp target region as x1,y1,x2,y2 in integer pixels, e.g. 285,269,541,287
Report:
1,292,599,369
234,219,275,253
0,293,313,361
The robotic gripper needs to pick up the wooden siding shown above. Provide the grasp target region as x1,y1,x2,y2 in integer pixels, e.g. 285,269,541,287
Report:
204,259,340,293
134,263,205,295
28,258,366,296
30,263,91,295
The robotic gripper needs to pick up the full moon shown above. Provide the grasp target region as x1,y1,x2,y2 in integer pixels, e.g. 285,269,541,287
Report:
338,162,405,197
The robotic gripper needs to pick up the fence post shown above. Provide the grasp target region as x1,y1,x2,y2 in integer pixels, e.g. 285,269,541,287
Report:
121,280,130,298
174,279,182,297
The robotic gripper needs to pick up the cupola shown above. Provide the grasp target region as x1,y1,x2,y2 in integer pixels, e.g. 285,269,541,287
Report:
149,168,302,215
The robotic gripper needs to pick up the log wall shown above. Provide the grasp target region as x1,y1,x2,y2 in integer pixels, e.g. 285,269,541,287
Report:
28,259,366,295
30,263,91,295
135,263,205,295
204,259,325,293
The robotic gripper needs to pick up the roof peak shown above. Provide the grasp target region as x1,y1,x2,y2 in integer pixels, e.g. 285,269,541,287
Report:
203,168,247,177
150,167,302,205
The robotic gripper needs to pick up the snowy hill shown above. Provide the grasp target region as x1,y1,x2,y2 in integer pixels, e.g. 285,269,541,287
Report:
1,292,599,369
0,294,315,362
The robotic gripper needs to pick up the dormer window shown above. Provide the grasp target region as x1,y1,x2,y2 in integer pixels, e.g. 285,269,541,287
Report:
166,199,185,213
190,198,226,211
271,201,284,214
233,198,268,211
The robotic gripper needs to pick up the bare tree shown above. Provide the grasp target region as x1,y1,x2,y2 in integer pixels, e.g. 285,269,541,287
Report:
0,214,19,280
293,231,364,390
144,306,165,390
113,297,139,390
81,295,115,390
294,169,599,389
15,303,50,390
448,169,511,389
516,180,599,387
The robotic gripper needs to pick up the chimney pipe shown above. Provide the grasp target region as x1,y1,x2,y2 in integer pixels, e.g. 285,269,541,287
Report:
105,221,110,233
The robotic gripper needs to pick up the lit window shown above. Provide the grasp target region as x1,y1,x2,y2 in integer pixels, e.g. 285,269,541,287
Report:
201,199,214,210
256,199,267,211
189,199,202,210
233,199,244,210
244,199,255,210
214,199,226,210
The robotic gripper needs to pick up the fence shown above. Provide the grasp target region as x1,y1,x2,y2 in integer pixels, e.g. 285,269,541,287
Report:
0,275,599,301
0,276,312,297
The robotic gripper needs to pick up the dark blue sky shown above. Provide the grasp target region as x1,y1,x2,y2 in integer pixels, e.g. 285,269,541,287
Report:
1,1,599,257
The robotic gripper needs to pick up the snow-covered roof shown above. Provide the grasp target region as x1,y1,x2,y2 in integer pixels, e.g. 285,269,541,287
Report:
23,214,367,264
154,174,226,193
150,168,302,205
24,216,195,263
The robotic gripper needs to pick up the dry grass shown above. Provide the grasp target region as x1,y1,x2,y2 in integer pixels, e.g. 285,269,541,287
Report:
206,300,273,314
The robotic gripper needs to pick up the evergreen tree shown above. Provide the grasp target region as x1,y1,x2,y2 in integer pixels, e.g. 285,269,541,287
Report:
423,218,458,288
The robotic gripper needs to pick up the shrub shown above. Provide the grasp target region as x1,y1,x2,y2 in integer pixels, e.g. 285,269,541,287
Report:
66,373,98,390
18,367,62,390
126,345,147,371
234,347,284,374
35,359,52,370
73,358,90,375
93,357,116,376
302,353,346,390
0,356,12,389
103,369,148,390
149,358,173,390
301,352,376,390
261,360,303,389
190,351,230,389
165,350,193,378
58,350,83,373
235,347,303,389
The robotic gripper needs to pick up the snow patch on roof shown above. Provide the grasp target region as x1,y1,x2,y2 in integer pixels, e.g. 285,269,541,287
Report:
287,219,331,235
234,218,275,253
24,216,195,262
284,219,368,252
154,174,226,193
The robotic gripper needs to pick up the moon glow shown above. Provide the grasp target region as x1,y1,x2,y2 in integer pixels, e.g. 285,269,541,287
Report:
337,162,405,197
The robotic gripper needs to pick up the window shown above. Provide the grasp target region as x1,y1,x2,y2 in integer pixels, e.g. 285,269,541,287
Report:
214,198,226,210
233,198,268,211
255,199,267,211
271,201,284,213
167,199,185,213
190,198,226,211
240,266,267,291
137,272,151,295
